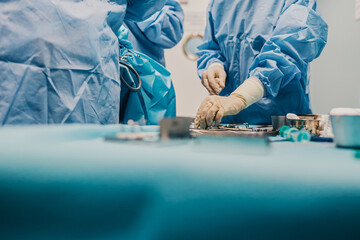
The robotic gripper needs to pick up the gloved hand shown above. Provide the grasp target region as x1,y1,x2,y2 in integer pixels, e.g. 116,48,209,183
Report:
194,94,247,129
201,63,227,95
194,77,266,129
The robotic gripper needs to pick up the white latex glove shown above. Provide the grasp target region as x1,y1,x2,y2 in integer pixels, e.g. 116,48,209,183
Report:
194,94,247,129
194,77,265,129
201,63,227,95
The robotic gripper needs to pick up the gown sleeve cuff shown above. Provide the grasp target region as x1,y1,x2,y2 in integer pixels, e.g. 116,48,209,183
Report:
232,77,265,107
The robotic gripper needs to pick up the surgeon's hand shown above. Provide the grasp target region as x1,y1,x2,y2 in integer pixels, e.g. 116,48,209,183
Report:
194,94,247,129
201,63,226,95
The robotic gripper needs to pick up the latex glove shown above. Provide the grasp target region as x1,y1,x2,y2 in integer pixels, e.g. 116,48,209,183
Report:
194,94,247,129
201,63,226,95
194,77,265,129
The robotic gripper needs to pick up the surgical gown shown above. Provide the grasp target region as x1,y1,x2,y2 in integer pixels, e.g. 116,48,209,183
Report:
197,0,328,125
0,0,166,125
124,0,184,66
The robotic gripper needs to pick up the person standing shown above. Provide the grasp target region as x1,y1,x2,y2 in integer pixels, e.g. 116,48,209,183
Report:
194,0,328,128
0,0,167,125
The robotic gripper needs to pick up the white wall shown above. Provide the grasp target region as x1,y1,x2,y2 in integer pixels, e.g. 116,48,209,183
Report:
165,0,209,117
166,0,360,117
310,0,360,113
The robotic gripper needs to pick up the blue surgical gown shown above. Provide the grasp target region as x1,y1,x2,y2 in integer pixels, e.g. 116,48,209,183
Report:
0,0,166,125
124,0,184,66
197,0,328,125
